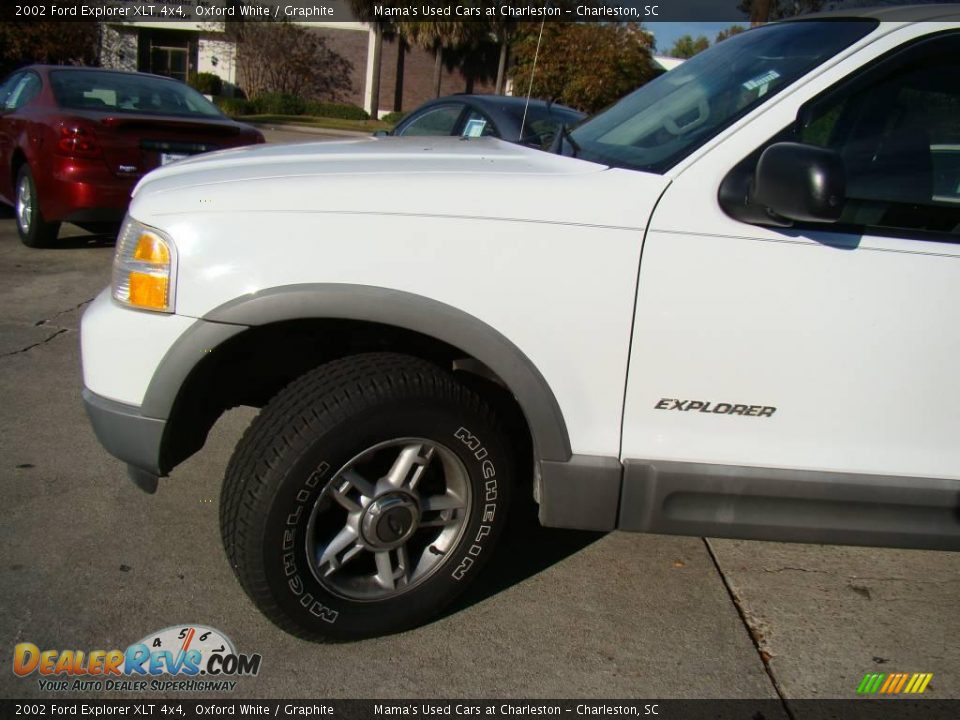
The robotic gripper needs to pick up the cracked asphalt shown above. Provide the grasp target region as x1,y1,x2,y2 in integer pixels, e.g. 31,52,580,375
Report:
1,128,959,712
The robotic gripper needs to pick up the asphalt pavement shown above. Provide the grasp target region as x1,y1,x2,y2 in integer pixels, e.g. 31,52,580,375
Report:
0,126,958,710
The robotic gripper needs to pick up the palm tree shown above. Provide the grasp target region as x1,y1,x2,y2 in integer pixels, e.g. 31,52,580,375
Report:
396,21,483,99
488,19,517,95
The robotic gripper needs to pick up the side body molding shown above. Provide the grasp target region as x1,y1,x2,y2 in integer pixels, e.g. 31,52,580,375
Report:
202,283,573,462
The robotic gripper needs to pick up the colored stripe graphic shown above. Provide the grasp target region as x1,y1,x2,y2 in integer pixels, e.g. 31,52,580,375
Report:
893,673,909,693
857,672,933,694
880,674,897,693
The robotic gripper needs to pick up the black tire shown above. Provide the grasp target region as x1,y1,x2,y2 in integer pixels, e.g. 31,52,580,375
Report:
15,165,60,248
220,353,513,640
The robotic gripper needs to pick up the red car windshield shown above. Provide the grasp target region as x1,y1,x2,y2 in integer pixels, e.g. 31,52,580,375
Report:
50,70,224,119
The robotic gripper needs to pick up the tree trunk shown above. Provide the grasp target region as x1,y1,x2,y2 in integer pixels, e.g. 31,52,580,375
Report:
393,37,406,112
495,39,509,95
433,47,442,98
750,0,772,23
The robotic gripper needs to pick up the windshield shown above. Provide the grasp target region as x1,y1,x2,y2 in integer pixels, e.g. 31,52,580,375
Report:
50,70,224,119
568,20,878,173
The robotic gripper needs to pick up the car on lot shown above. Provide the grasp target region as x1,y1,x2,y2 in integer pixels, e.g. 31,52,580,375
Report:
383,94,585,148
82,7,960,641
0,66,264,247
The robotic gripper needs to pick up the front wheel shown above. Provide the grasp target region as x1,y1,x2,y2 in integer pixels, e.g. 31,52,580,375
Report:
15,166,60,248
220,353,513,640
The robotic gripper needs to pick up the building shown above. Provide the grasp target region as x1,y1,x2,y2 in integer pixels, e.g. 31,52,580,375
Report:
99,20,497,117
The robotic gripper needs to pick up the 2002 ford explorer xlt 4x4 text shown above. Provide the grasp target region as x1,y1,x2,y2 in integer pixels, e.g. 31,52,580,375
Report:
81,7,960,640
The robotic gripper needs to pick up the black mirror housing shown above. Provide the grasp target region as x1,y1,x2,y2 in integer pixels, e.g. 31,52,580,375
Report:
752,142,846,224
719,142,846,228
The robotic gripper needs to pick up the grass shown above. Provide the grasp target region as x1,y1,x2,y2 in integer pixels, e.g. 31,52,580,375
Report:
239,114,393,133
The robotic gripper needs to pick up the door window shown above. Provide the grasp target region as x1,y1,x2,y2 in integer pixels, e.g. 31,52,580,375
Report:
397,105,463,137
0,73,24,109
797,32,960,237
3,73,41,111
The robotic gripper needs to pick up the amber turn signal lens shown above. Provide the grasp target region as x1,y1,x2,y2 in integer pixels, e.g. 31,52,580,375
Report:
132,233,171,264
128,273,169,310
113,218,176,313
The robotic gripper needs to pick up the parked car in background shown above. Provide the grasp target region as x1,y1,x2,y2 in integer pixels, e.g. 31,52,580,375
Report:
0,66,264,247
384,95,585,149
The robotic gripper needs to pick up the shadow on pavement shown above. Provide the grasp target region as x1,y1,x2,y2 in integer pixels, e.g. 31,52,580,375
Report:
444,484,606,616
1,205,116,248
52,231,117,249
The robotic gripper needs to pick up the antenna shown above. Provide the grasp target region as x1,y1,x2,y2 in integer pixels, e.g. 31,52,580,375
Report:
519,14,547,143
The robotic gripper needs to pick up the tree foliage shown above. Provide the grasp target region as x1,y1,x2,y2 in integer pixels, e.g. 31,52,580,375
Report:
0,8,99,77
716,25,747,43
346,2,534,98
740,0,827,21
668,35,710,59
509,22,656,114
225,21,353,102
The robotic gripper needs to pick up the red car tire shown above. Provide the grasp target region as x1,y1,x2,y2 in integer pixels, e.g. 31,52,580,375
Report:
16,165,60,248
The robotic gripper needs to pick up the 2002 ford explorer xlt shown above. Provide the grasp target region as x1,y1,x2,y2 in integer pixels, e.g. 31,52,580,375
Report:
81,7,960,639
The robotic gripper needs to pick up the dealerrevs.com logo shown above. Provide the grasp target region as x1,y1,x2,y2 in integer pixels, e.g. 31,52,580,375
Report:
13,625,262,693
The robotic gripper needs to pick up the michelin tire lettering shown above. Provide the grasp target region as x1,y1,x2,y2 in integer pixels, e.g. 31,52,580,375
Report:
452,427,498,582
283,460,339,624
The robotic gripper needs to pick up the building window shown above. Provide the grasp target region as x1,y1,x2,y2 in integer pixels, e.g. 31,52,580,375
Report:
138,29,196,83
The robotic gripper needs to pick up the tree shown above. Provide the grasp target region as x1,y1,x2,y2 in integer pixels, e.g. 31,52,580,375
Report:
225,22,353,101
509,22,656,114
668,35,710,59
741,0,827,22
490,21,516,95
0,4,99,77
716,25,747,43
395,22,484,99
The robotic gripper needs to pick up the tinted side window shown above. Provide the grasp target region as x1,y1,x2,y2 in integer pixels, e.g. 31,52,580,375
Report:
397,105,463,137
0,72,24,109
5,72,42,110
799,32,960,237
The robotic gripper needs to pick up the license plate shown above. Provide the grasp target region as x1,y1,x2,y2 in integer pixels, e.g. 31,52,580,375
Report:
160,153,188,166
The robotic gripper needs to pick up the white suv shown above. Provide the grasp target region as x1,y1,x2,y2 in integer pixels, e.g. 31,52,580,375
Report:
82,7,960,640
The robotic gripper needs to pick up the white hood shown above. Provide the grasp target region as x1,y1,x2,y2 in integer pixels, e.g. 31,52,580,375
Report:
130,136,666,230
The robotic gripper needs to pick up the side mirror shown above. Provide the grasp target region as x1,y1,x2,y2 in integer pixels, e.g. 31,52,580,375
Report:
719,142,845,227
372,130,390,138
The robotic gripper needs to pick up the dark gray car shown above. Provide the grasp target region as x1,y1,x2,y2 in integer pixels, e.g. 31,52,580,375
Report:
385,94,585,149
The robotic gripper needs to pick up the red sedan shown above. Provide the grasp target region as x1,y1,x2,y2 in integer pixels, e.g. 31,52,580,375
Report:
0,66,264,247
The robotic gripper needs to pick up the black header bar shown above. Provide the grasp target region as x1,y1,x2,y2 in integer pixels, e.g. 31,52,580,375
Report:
3,699,960,719
4,0,955,24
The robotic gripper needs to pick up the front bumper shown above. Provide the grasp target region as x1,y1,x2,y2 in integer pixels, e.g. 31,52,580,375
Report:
82,388,166,479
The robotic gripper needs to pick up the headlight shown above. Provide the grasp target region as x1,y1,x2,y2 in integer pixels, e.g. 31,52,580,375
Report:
112,217,177,313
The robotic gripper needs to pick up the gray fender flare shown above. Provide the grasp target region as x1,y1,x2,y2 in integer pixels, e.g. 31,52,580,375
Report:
149,284,572,463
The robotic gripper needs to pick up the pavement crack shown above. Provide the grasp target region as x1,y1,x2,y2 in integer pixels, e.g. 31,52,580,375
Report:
762,566,832,575
33,297,95,327
704,538,796,720
0,328,69,358
762,567,960,584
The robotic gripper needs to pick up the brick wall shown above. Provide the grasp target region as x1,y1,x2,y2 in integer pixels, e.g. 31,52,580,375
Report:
305,27,370,107
307,27,499,115
376,36,498,113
